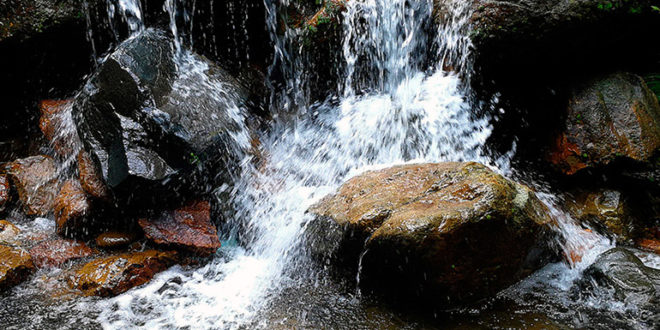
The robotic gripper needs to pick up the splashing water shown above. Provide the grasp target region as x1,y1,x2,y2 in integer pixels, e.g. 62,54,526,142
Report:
106,0,144,37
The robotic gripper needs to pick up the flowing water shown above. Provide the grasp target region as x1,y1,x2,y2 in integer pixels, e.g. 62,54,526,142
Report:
2,0,659,329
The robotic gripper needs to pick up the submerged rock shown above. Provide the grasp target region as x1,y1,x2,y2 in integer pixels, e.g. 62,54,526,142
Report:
549,73,660,175
138,201,220,257
69,250,177,297
0,245,34,291
5,155,60,216
0,220,20,245
54,180,92,237
95,231,137,249
580,248,660,311
308,162,552,303
39,99,80,157
29,239,94,269
0,174,8,212
73,28,250,206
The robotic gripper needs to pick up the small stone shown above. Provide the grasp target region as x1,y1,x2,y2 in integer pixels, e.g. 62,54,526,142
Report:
0,245,35,291
138,201,221,256
77,151,110,201
5,156,61,216
95,231,137,249
54,180,91,237
69,250,177,297
29,239,94,269
0,220,21,245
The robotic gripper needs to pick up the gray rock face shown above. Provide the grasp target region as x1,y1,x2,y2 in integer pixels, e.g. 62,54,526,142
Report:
74,28,251,204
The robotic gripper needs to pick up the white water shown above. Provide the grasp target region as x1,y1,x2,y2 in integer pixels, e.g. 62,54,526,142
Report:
88,0,658,329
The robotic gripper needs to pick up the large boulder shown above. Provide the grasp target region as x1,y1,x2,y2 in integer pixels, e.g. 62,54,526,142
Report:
0,245,34,291
69,250,177,297
138,200,221,256
580,248,660,313
549,72,660,175
73,28,251,206
308,162,552,303
5,155,61,216
29,239,94,269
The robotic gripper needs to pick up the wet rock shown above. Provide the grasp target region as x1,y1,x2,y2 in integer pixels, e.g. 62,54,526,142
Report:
637,239,660,254
76,151,110,201
73,28,250,206
0,175,8,212
0,245,34,291
5,155,60,216
69,250,177,297
54,180,91,237
39,99,80,157
29,239,93,269
308,162,552,303
0,220,20,245
95,231,137,249
549,73,660,175
138,201,220,256
581,248,660,310
565,189,635,240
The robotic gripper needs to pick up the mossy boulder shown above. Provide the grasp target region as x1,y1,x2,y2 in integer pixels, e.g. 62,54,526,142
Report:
308,162,552,304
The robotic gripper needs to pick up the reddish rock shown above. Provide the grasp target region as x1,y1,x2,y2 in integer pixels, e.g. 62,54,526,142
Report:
138,201,220,256
637,239,660,255
54,180,91,237
95,231,137,249
0,175,9,212
549,73,660,175
77,151,110,201
0,220,20,245
39,99,81,157
6,156,61,216
0,245,34,291
69,250,177,297
29,239,94,268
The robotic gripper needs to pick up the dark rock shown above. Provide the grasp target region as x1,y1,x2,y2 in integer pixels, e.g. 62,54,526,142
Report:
5,155,60,216
0,220,20,246
95,231,137,249
549,73,660,175
0,175,8,212
308,162,552,303
74,28,250,206
581,248,660,311
0,244,34,291
28,239,94,269
77,150,110,201
54,180,92,237
138,200,220,256
39,99,81,157
69,250,177,297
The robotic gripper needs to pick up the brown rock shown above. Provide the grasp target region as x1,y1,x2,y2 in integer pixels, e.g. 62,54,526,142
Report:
309,162,552,303
77,151,110,201
95,231,137,249
637,239,660,255
138,201,220,256
39,99,81,157
565,189,634,240
0,175,8,212
69,250,177,297
54,180,92,237
549,73,660,175
29,239,94,268
6,155,60,216
0,220,20,245
0,245,34,290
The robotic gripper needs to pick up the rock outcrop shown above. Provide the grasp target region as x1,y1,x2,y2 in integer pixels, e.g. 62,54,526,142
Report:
549,73,660,175
69,250,177,297
5,156,60,216
308,162,552,303
0,245,34,291
138,201,221,257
